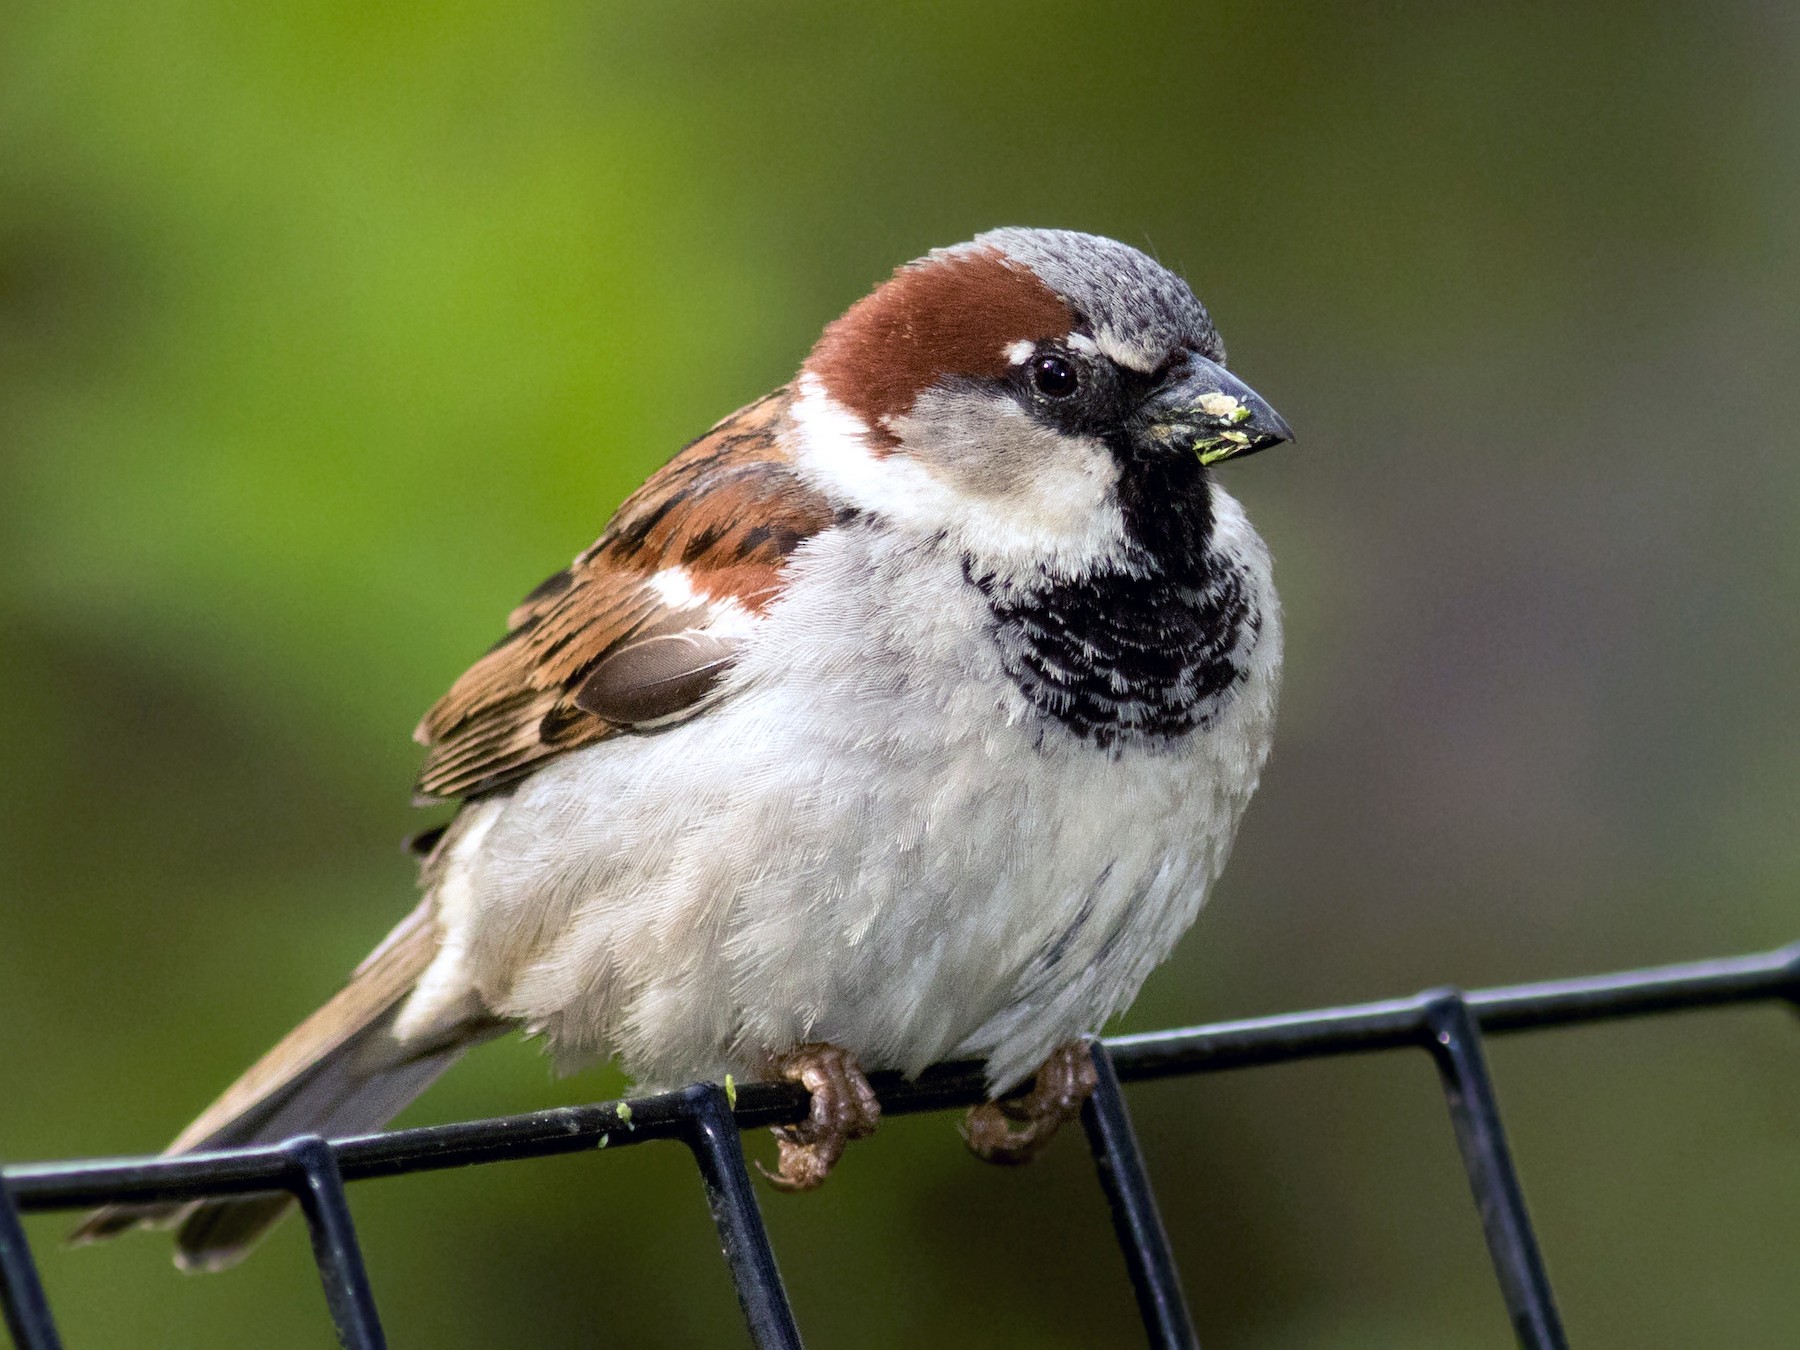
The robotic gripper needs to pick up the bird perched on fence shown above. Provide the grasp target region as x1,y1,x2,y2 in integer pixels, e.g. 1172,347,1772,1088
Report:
75,227,1291,1270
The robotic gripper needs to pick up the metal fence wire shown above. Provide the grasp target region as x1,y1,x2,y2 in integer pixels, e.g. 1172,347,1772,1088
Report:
5,941,1798,1350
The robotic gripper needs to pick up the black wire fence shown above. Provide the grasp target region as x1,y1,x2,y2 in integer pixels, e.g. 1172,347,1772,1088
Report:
5,941,1797,1350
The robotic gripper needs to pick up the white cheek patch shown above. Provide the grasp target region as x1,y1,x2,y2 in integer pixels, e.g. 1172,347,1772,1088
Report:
790,373,912,501
790,375,961,528
790,373,875,455
789,374,1128,581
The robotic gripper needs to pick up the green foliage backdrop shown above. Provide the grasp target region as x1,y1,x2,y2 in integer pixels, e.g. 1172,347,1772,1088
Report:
3,3,1797,1346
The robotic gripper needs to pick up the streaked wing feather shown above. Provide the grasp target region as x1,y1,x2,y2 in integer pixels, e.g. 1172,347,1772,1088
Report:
414,387,829,801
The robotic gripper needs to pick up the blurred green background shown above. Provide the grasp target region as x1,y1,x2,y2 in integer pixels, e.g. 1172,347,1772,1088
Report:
3,2,1797,1346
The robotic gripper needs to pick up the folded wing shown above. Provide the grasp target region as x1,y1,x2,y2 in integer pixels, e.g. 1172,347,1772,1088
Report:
414,386,831,801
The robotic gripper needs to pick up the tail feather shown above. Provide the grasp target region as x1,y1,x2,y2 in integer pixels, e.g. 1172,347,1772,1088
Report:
70,895,497,1270
166,1016,474,1272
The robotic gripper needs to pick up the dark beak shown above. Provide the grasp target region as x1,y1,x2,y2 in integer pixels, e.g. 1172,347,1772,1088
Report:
1141,354,1292,465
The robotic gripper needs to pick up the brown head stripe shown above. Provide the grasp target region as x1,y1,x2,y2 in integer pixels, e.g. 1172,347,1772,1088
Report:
804,246,1073,449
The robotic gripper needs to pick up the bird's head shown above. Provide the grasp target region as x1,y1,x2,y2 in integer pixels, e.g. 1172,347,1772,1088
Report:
794,227,1290,577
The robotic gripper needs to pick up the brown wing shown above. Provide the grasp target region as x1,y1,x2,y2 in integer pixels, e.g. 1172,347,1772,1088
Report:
413,387,832,802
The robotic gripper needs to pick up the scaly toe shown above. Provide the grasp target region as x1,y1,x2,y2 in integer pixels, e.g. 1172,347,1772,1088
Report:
962,1100,1055,1165
963,1040,1099,1166
759,1042,881,1191
757,1135,839,1191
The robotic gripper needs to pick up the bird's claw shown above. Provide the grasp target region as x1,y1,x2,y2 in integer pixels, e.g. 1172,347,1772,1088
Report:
963,1040,1098,1165
757,1042,880,1191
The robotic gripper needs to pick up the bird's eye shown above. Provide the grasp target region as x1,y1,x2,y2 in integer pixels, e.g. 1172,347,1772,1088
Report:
1030,354,1079,399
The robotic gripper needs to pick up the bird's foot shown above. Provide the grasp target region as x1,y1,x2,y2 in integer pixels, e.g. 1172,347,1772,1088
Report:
963,1040,1098,1165
758,1042,881,1191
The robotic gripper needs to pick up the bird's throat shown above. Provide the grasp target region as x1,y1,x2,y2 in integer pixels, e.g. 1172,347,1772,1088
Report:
965,468,1261,753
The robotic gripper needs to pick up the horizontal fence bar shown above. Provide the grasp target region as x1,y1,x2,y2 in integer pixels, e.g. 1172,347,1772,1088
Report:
1104,942,1800,1082
9,941,1797,1211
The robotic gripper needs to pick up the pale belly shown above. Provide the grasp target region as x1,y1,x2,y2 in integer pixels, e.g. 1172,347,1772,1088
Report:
411,522,1280,1093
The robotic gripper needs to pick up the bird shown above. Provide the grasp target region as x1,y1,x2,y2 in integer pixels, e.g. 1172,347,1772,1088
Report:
73,227,1291,1271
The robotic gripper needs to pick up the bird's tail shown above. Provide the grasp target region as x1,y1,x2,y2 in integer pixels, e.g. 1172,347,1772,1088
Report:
70,895,496,1271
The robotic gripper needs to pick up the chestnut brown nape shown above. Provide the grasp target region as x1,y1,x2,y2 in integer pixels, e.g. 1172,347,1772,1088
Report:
804,246,1072,447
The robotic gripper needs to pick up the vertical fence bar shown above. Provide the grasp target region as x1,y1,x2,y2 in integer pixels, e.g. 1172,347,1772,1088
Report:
284,1137,387,1350
1080,1042,1201,1350
679,1084,804,1350
0,1181,61,1350
1418,992,1567,1350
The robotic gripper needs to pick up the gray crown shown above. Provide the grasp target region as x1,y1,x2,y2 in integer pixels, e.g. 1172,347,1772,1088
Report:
964,227,1223,370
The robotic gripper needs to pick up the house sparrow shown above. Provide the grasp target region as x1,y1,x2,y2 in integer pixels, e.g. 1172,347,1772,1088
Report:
75,227,1290,1270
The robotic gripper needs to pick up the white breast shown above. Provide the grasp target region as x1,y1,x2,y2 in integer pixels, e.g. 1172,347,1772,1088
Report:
406,491,1280,1093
